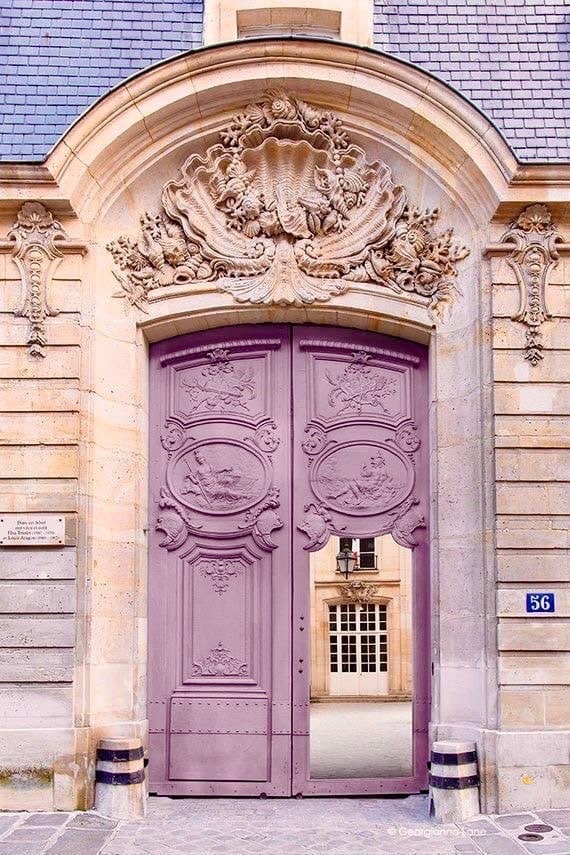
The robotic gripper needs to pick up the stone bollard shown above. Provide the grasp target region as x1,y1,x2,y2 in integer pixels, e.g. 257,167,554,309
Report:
94,737,147,820
428,740,480,823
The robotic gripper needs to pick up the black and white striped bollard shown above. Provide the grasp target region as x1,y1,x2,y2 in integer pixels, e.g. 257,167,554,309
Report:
429,740,480,823
94,737,147,820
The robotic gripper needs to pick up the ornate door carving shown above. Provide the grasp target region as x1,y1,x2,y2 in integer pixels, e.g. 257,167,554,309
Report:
149,324,429,796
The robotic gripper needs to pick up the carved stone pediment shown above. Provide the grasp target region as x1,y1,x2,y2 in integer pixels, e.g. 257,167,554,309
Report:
108,90,469,314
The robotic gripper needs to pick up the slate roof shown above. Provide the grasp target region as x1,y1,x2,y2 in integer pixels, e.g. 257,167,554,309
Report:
0,0,204,159
0,0,568,163
373,0,570,162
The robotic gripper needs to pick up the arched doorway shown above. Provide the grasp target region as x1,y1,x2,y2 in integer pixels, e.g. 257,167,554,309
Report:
148,323,429,796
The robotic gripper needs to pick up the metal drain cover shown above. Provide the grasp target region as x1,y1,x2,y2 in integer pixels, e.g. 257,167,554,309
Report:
518,833,544,841
524,823,554,833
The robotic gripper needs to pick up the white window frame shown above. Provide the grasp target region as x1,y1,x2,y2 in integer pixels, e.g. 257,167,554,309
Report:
328,602,388,695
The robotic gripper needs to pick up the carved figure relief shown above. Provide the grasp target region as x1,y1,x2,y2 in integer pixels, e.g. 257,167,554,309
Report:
0,202,86,357
179,447,262,511
312,443,411,515
192,642,248,677
326,350,397,415
108,90,469,313
338,581,380,604
498,204,565,365
181,348,256,412
169,440,267,514
239,487,283,550
196,557,245,595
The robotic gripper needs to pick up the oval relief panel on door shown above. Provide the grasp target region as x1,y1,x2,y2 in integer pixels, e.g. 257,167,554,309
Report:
311,441,413,515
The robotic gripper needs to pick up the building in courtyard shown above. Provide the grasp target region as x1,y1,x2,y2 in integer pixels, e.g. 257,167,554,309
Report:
0,0,568,814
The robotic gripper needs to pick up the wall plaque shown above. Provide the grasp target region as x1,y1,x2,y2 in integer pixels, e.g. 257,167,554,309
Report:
0,514,65,546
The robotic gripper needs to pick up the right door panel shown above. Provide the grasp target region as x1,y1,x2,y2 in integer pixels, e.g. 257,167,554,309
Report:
291,326,430,796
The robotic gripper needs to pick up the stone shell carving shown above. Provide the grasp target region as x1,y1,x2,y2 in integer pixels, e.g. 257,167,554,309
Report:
499,204,564,365
108,90,469,315
0,202,86,357
389,496,426,548
298,503,344,551
155,486,202,551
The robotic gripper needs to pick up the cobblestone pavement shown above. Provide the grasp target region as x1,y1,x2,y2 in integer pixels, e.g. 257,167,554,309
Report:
0,797,569,855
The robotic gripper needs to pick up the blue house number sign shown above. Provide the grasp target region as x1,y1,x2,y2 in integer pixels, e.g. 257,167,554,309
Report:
526,593,555,613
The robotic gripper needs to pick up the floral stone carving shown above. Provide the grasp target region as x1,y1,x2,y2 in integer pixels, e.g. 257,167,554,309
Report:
339,581,380,604
1,202,86,357
108,90,469,314
196,557,245,595
500,204,564,365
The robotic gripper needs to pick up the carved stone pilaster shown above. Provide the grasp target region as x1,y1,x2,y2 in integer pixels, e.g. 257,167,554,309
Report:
0,202,86,357
499,204,564,365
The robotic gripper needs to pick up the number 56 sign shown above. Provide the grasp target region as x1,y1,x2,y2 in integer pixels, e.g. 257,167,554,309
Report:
526,593,555,613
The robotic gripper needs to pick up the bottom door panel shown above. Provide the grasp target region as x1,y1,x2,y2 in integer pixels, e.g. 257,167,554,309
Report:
169,698,269,782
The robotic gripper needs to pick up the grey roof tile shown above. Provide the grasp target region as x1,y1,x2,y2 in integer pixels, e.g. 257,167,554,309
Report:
373,0,569,161
0,0,568,162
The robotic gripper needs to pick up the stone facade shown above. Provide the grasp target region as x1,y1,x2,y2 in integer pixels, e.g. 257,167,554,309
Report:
0,22,568,815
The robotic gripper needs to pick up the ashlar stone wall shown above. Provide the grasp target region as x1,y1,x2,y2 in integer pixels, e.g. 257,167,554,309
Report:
489,210,570,811
0,231,86,810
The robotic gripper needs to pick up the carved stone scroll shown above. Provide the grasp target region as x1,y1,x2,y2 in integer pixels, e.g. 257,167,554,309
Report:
498,204,564,366
108,89,469,315
0,202,86,357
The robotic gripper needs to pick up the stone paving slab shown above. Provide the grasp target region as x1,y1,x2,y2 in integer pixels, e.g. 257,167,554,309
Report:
0,796,569,855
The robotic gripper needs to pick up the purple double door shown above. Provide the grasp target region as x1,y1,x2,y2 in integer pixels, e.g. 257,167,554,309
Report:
148,324,429,797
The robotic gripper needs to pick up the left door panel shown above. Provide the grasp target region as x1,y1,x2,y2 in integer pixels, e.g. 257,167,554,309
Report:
148,326,292,796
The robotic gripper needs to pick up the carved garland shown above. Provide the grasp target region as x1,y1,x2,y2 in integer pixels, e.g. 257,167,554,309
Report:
0,202,86,357
108,89,469,315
